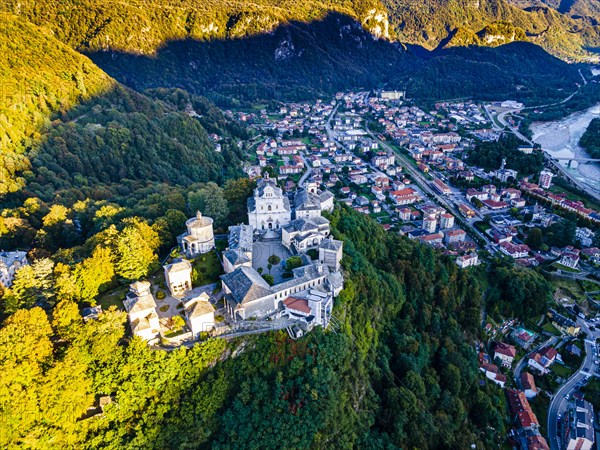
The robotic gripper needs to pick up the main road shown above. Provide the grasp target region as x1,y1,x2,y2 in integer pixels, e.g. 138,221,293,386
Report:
547,318,598,450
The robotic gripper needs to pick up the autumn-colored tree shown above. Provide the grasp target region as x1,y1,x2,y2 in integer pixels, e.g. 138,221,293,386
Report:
114,218,159,280
75,246,115,302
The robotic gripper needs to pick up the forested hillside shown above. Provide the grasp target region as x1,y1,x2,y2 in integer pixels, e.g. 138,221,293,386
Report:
0,16,247,200
4,0,599,60
0,15,113,196
0,192,509,448
87,13,583,106
580,117,600,159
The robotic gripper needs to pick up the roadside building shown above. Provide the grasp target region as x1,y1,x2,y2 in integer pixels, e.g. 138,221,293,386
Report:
494,342,517,367
520,372,537,399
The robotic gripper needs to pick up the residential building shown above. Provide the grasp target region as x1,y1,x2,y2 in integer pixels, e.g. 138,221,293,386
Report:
389,188,420,205
444,229,467,244
576,227,595,247
548,308,580,336
456,253,479,268
499,242,530,259
528,346,557,375
539,170,554,189
422,215,437,233
494,342,517,367
512,327,536,349
439,213,455,229
560,246,580,269
479,363,507,388
521,372,537,399
566,399,594,450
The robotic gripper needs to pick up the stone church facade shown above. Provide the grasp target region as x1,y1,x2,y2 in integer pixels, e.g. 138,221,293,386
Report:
247,176,291,231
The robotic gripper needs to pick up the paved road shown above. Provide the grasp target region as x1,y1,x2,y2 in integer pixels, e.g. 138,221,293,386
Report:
514,335,560,389
547,318,598,450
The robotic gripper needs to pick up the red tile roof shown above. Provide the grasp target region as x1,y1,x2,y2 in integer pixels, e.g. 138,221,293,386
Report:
495,342,517,358
506,389,539,429
283,297,311,314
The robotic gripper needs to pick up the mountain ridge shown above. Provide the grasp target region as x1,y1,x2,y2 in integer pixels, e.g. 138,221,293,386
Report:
3,0,599,60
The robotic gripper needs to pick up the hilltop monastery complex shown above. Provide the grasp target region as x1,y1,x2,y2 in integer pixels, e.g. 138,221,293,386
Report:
124,175,344,343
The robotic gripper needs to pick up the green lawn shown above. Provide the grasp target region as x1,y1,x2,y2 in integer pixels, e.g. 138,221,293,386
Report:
96,285,128,311
552,363,575,379
581,280,600,292
549,182,600,212
542,322,561,336
552,262,581,273
191,250,224,287
474,221,491,233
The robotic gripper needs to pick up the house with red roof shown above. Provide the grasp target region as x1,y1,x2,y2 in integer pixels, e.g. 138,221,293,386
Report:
494,342,517,367
528,346,558,375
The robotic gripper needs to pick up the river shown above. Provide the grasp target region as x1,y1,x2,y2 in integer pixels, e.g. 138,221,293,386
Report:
531,103,600,196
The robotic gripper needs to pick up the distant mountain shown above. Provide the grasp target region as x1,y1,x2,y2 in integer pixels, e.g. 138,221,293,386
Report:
3,0,599,60
87,13,583,106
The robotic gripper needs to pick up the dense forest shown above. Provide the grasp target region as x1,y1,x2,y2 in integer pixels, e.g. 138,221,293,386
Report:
580,117,600,159
466,134,545,175
86,15,585,106
0,185,510,448
0,16,248,202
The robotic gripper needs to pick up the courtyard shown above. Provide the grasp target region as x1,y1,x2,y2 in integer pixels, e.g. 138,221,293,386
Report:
252,240,292,284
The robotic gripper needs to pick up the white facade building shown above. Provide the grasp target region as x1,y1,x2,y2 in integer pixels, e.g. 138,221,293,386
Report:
163,259,193,296
183,291,216,339
247,176,291,231
123,281,160,342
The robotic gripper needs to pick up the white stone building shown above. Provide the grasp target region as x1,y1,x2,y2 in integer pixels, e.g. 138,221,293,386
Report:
222,224,254,274
247,176,291,231
123,281,160,342
178,211,215,257
282,217,331,252
163,259,193,296
293,189,334,220
183,291,216,339
0,251,28,287
319,238,343,272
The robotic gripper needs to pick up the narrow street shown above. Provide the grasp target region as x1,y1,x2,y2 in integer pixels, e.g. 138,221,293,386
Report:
547,318,598,450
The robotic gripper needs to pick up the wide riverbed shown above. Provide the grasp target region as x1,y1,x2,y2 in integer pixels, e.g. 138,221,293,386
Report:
531,104,600,196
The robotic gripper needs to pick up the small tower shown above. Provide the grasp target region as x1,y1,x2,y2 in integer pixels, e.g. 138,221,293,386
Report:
319,237,343,272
